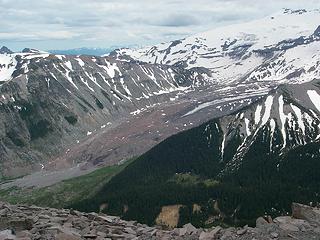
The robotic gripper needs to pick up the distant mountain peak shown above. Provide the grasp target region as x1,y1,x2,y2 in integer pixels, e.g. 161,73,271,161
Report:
21,48,47,54
283,8,307,15
282,8,320,15
0,46,13,54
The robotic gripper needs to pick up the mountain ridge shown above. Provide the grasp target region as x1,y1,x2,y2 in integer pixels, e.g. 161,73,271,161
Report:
1,8,320,187
0,49,209,178
72,78,320,226
114,9,320,87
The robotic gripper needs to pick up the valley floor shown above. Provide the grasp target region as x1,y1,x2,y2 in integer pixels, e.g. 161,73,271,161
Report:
0,84,262,190
0,161,133,209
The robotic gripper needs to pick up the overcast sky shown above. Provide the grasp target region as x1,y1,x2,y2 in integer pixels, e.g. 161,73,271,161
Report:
1,0,320,51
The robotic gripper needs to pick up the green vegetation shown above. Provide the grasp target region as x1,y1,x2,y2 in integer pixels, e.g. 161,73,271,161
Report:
0,159,134,208
71,119,320,228
64,115,78,125
168,173,220,188
29,119,52,140
2,112,320,229
18,101,35,120
95,97,104,109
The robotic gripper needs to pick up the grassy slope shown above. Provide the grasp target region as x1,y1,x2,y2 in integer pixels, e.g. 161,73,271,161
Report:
0,159,134,208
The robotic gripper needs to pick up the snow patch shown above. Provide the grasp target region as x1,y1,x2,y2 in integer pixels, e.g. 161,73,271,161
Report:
278,95,288,148
0,54,17,82
261,96,274,125
307,90,320,112
290,104,306,135
254,105,262,124
244,118,251,136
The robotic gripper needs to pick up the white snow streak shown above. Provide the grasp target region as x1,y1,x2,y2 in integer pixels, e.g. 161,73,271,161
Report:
290,104,306,135
307,90,320,112
278,95,287,148
244,118,251,136
261,96,274,125
254,105,262,124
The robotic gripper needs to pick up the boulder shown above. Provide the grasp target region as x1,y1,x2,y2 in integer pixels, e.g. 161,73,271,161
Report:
55,233,81,240
236,228,247,235
270,232,279,238
199,231,212,240
256,217,269,228
199,226,222,240
278,223,299,232
8,218,33,231
181,223,197,235
178,228,187,236
220,228,234,240
292,203,320,224
0,230,15,240
274,216,311,232
16,230,32,238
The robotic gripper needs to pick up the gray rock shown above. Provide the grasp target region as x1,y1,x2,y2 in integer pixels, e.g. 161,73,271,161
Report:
0,230,15,240
8,218,33,231
124,227,136,235
1,202,320,240
256,217,269,228
182,223,197,235
199,227,222,240
0,208,9,216
221,229,234,240
270,232,279,238
236,228,247,235
279,223,299,232
150,229,158,236
82,233,98,239
274,216,311,232
199,231,211,240
292,202,320,224
55,232,81,240
97,231,107,238
178,227,187,236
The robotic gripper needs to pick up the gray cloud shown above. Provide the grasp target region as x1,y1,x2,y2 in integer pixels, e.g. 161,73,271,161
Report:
0,0,319,51
150,14,200,27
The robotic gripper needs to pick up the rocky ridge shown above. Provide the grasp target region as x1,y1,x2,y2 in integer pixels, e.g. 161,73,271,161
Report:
0,202,320,240
0,47,209,178
1,9,320,181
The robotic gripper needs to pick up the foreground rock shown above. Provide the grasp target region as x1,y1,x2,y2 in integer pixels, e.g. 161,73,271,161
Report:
0,202,320,239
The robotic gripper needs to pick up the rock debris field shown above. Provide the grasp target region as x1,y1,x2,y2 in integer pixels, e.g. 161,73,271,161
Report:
0,202,320,239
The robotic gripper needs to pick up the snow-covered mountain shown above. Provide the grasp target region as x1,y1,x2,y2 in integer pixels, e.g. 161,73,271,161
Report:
106,9,320,199
216,79,320,174
0,47,208,177
1,8,320,179
115,9,320,86
85,78,320,227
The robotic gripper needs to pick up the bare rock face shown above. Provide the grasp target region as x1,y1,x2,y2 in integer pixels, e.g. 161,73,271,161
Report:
0,202,320,239
0,50,208,179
